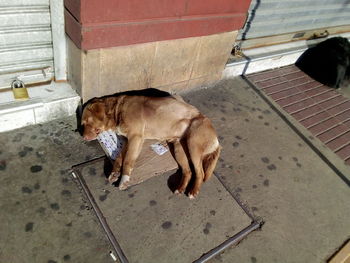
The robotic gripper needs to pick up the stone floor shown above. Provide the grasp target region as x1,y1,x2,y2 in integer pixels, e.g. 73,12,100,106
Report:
0,77,349,263
0,117,110,263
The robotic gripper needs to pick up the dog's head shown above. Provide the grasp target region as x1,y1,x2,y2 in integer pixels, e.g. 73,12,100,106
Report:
81,99,108,141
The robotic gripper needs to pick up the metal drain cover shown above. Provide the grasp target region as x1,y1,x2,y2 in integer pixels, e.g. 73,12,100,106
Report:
72,158,256,263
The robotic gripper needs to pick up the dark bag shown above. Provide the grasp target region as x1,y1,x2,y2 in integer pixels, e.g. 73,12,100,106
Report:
295,37,350,89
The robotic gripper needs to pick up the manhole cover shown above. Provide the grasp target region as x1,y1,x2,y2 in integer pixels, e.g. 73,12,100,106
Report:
72,158,257,263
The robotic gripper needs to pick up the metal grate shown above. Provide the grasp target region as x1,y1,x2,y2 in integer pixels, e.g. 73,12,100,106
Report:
238,0,350,40
0,0,54,89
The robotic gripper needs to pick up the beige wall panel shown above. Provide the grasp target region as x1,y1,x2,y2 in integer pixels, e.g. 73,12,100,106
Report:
191,31,237,79
99,42,156,96
150,37,199,87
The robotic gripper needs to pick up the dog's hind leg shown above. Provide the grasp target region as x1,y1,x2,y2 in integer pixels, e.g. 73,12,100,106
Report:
187,142,204,199
173,139,192,194
188,154,204,199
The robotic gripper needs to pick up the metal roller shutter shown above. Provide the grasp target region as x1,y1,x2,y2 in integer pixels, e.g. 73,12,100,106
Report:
0,0,54,88
238,0,350,48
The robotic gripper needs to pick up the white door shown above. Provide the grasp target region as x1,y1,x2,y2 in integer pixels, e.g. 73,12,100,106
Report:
0,0,57,89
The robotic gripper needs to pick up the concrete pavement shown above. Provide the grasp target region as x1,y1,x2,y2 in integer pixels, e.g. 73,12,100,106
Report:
0,77,349,263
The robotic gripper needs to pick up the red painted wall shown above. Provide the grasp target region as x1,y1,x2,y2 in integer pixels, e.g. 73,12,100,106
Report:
65,0,251,50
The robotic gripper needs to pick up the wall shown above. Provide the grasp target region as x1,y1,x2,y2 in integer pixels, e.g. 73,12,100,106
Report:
67,31,237,101
64,0,250,101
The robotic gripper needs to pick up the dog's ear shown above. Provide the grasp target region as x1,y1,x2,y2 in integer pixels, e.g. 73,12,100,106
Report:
75,103,84,135
86,101,105,121
104,97,118,119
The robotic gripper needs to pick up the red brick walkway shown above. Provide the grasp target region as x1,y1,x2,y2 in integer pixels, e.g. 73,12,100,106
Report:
247,65,350,165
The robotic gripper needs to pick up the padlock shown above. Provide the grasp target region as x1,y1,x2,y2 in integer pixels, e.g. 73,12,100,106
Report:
11,80,29,100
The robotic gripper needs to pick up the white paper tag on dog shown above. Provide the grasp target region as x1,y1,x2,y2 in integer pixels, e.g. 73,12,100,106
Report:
97,131,126,160
150,142,169,155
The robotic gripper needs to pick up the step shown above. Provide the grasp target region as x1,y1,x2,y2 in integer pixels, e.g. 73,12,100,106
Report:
0,82,80,132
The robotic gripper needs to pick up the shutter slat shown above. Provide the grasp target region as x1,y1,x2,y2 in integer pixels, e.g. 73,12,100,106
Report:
239,0,350,40
0,1,53,78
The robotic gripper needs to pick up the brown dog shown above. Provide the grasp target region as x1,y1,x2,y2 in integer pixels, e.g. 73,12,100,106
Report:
81,89,220,198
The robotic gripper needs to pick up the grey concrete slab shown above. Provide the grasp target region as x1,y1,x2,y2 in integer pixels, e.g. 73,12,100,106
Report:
182,78,350,263
76,159,252,263
0,118,113,263
1,76,349,263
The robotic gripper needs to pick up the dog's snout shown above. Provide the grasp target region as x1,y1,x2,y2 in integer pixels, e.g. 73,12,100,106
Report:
83,134,95,141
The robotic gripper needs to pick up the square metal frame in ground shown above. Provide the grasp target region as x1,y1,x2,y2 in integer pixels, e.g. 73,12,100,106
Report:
70,157,262,263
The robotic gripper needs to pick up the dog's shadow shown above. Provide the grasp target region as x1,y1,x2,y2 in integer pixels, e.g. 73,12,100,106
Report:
102,158,123,187
167,169,195,196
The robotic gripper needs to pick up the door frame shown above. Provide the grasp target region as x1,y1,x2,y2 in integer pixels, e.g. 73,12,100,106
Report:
50,0,67,81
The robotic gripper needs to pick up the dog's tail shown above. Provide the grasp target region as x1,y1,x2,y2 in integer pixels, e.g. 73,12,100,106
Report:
203,145,221,182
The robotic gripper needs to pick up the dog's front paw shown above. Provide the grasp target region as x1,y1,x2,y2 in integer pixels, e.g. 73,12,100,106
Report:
112,164,121,174
118,175,130,190
174,189,181,195
108,172,119,184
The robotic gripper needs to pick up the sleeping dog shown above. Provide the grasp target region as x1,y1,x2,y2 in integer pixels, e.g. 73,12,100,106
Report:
81,89,221,198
